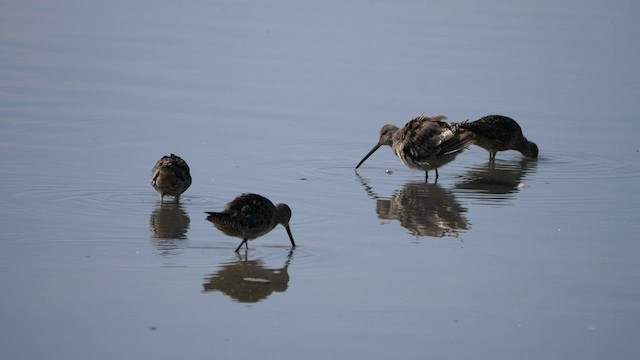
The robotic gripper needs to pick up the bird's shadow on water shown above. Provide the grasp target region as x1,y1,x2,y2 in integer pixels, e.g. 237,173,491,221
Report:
356,173,470,238
355,157,537,238
452,158,538,205
149,200,191,256
202,250,294,303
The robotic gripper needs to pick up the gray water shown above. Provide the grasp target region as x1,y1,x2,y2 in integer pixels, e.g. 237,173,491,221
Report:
1,0,639,359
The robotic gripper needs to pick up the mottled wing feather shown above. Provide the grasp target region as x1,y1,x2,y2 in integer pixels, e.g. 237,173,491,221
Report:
212,194,275,238
206,212,244,237
168,155,192,185
400,116,454,163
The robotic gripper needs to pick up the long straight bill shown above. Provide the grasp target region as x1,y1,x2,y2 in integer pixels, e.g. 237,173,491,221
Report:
285,226,296,247
355,143,382,169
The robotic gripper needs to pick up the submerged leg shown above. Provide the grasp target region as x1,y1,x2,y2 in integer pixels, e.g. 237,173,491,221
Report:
235,239,248,252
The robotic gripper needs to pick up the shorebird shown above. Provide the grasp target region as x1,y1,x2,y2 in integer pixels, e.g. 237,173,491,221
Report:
151,154,192,202
205,193,296,252
458,115,538,160
355,115,475,181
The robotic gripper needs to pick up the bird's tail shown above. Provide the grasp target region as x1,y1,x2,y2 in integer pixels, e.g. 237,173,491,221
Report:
204,212,228,222
454,119,480,134
441,128,475,155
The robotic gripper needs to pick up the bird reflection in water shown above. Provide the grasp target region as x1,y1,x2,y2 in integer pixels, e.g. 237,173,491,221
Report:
149,201,190,254
203,251,293,303
357,174,469,238
454,158,538,205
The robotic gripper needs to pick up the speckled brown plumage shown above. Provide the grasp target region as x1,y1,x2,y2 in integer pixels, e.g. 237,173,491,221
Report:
459,115,538,160
205,193,295,252
150,154,192,202
356,115,475,181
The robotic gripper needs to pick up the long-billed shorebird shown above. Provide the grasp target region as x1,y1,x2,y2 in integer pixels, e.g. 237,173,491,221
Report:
458,115,539,160
355,115,475,181
151,154,192,202
205,193,296,252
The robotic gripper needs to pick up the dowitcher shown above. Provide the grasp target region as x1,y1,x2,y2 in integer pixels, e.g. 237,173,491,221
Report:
458,115,538,160
205,193,296,252
355,115,475,181
151,154,192,202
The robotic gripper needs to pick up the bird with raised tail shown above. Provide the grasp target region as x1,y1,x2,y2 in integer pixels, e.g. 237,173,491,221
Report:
355,115,475,181
205,193,296,252
458,115,538,160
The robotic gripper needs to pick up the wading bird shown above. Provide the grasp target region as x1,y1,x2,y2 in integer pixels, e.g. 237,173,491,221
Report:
205,193,296,252
151,154,192,202
356,115,475,181
458,115,538,160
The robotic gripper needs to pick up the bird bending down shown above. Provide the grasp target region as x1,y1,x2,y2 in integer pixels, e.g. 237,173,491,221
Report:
355,115,475,181
151,154,192,202
205,193,296,252
458,115,539,161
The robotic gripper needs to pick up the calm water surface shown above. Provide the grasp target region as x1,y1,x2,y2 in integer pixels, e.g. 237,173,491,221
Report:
1,1,639,359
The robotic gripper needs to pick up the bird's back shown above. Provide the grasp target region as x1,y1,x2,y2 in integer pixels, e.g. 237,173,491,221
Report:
459,115,524,150
206,194,276,239
395,115,474,168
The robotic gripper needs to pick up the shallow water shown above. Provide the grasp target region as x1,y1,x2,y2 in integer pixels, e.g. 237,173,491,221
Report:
1,0,639,359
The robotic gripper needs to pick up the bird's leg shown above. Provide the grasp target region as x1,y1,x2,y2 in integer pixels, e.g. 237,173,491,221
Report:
235,239,248,252
425,171,429,182
435,168,439,179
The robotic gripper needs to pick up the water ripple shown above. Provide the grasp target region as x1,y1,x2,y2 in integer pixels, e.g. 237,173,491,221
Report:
537,151,639,181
